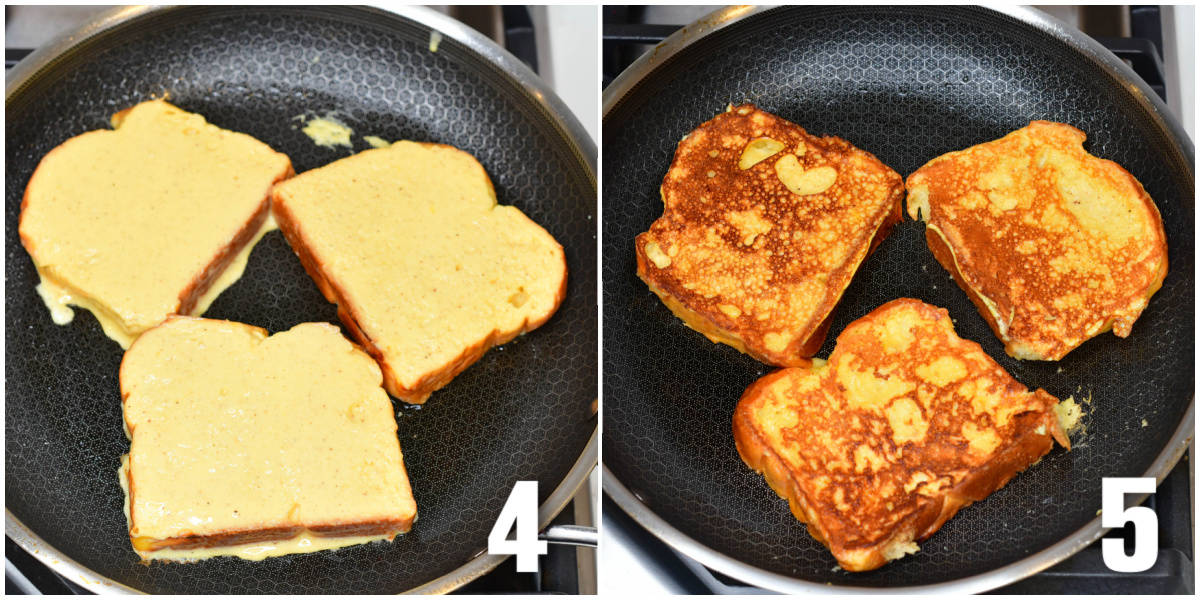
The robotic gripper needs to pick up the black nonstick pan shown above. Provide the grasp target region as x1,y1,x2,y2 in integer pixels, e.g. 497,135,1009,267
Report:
5,5,596,594
603,5,1193,593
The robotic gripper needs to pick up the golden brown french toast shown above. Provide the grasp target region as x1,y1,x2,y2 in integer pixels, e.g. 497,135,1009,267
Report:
635,105,904,366
271,141,566,403
906,121,1168,360
120,317,416,561
19,99,293,348
733,298,1069,572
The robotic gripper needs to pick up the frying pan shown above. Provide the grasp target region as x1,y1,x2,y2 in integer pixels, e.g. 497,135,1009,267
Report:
5,5,596,594
603,5,1193,593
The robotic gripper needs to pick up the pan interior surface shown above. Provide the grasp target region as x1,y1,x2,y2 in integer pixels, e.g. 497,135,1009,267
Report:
603,6,1192,588
6,6,596,594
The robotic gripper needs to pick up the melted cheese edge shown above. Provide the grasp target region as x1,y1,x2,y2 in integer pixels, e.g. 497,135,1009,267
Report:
301,117,353,148
192,214,277,315
363,135,391,149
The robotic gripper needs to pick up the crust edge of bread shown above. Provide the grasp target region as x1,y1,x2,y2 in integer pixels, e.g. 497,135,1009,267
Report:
122,458,414,558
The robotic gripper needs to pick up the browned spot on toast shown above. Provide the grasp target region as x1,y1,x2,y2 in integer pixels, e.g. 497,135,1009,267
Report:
635,104,904,365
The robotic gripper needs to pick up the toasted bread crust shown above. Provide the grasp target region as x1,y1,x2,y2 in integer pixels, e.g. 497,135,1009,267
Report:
923,225,1009,344
733,299,1068,571
636,105,904,366
733,370,834,544
131,520,413,554
177,165,292,315
906,121,1168,360
271,142,567,403
124,460,412,555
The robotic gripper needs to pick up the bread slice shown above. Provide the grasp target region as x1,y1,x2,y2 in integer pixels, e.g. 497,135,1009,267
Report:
19,99,293,348
906,121,1168,360
119,316,416,561
635,105,904,366
733,298,1070,572
271,141,566,403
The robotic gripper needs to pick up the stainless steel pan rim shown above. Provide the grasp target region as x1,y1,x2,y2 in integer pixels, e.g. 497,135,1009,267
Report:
5,4,597,594
602,4,1194,162
7,4,597,168
602,3,1194,593
603,405,1192,594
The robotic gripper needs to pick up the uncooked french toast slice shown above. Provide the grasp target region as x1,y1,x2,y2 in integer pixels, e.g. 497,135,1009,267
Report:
19,99,293,348
906,121,1168,360
120,317,416,561
733,299,1070,572
271,141,566,403
635,105,904,366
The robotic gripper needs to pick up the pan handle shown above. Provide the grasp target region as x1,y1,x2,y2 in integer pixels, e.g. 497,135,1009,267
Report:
539,524,597,547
